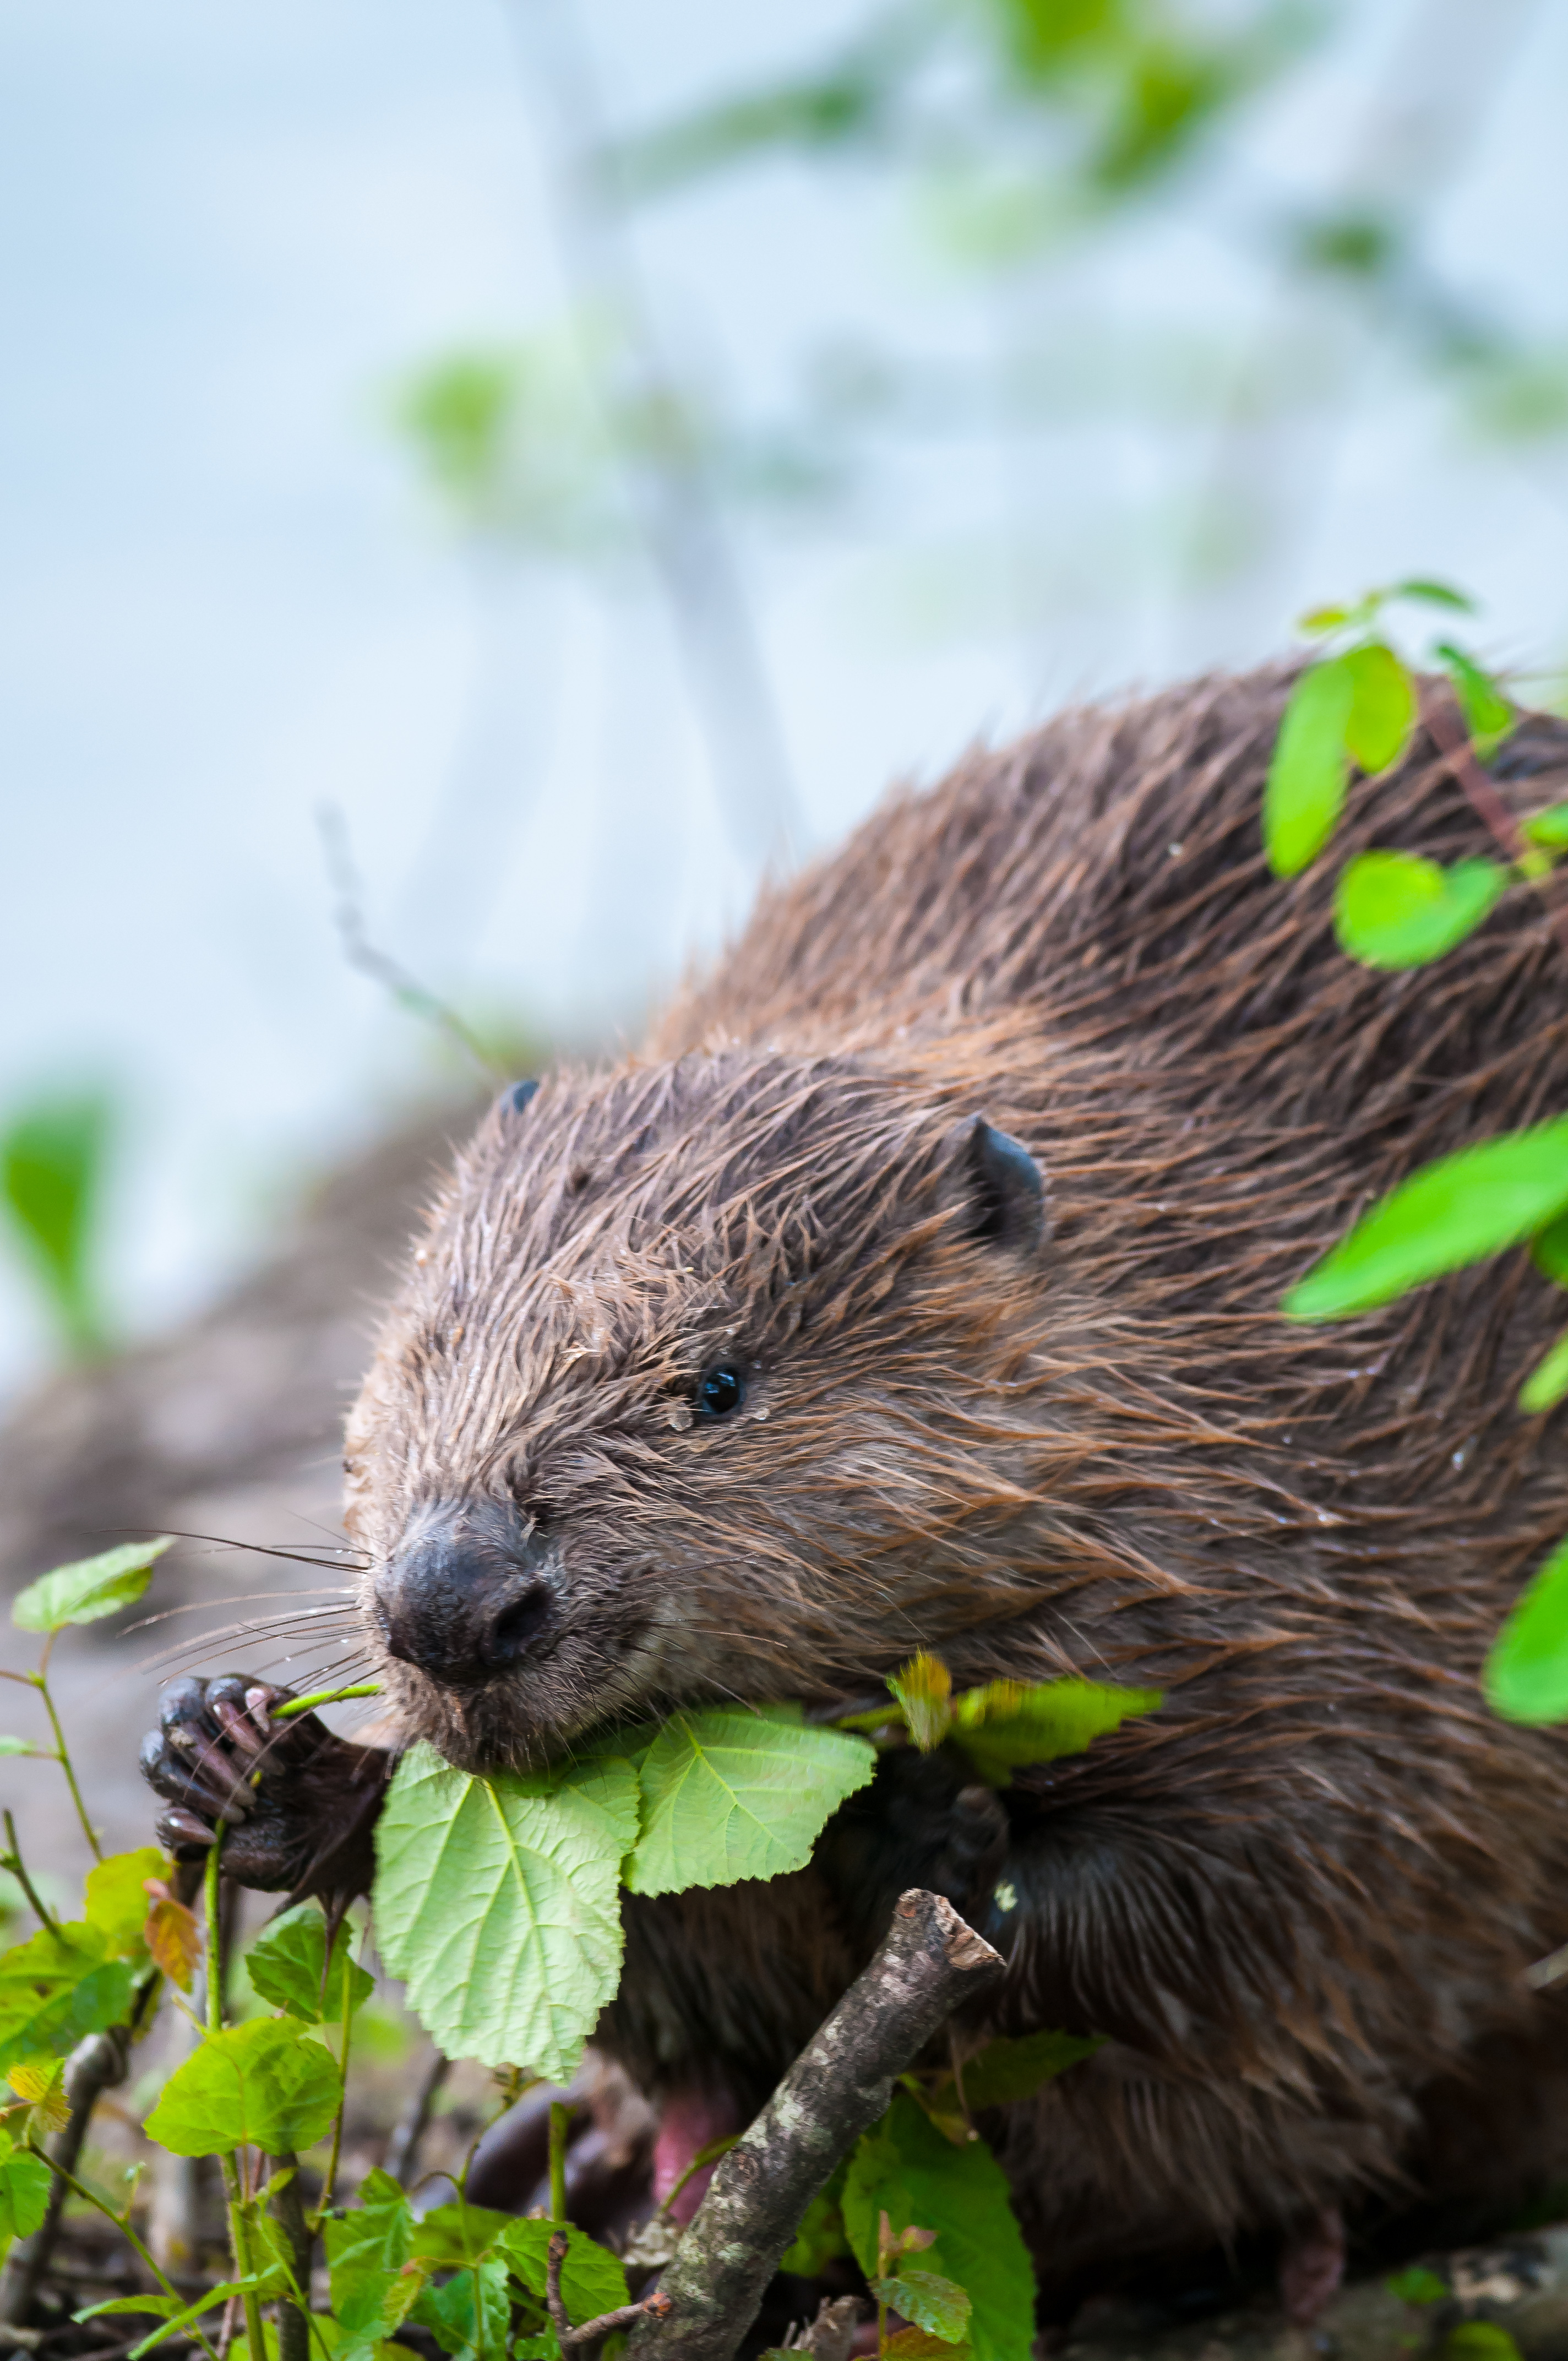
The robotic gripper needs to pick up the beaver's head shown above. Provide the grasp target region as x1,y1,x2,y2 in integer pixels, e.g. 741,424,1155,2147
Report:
344,1051,1052,1772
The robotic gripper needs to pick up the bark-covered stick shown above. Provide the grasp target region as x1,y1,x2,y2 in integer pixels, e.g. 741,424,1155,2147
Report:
623,1889,1003,2361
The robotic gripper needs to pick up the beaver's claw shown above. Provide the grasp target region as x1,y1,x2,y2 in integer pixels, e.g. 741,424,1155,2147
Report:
139,1673,390,1902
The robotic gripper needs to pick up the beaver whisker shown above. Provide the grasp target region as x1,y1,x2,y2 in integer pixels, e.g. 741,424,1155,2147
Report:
123,1588,356,1639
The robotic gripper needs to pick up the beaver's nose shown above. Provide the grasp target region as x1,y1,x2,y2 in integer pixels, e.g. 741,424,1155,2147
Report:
374,1500,557,1689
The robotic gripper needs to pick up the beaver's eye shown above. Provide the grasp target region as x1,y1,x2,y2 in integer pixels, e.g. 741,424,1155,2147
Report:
695,1362,746,1421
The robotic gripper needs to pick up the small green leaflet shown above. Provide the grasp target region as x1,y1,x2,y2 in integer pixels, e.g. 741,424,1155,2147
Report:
844,2092,1035,2361
143,2017,341,2157
1391,578,1473,613
626,1712,875,1895
1435,642,1515,758
870,2270,971,2344
324,2167,415,2336
946,1678,1162,1788
84,1847,165,1957
956,2028,1104,2109
374,1743,639,2079
1333,851,1506,970
1387,2265,1449,2306
1264,659,1354,878
0,1923,137,2075
1533,1212,1568,1287
1485,1535,1568,1726
12,1538,173,1633
1284,1118,1568,1321
0,1738,40,1757
1524,802,1568,851
0,2133,51,2258
247,1902,374,2023
1521,1331,1568,1416
1341,642,1415,775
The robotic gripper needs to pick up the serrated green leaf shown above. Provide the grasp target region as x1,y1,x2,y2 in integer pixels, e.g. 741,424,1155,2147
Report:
0,2143,51,2247
12,1538,173,1633
324,2167,415,2335
870,2269,971,2343
956,2028,1104,2108
247,1902,373,2024
1264,658,1354,877
888,1655,953,1751
143,2017,341,2156
411,2256,511,2361
1342,642,1416,774
1333,851,1506,969
374,1743,639,2079
1521,1330,1568,1415
494,2218,629,2327
1534,1212,1568,1287
844,2095,1035,2361
84,1848,165,1959
1392,578,1474,613
948,1678,1162,1787
0,1922,135,2075
1485,1536,1568,1724
1523,801,1568,850
1434,642,1515,757
1284,1119,1568,1321
625,1711,875,1897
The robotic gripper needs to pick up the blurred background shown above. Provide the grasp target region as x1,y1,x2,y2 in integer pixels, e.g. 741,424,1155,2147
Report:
3,0,1568,1855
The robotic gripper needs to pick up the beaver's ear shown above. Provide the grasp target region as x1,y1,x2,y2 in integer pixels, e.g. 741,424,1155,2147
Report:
957,1116,1049,1253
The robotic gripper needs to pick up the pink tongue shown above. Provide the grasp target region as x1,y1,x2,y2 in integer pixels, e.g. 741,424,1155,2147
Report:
652,2088,742,2227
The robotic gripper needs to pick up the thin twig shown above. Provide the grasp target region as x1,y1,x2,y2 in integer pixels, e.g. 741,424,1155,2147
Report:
316,804,501,1080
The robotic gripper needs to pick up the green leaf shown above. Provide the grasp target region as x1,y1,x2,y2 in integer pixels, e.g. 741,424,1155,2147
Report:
625,1711,875,1896
0,1092,113,1355
1387,2266,1449,2306
73,2297,180,2324
495,2218,629,2327
143,2017,341,2156
0,2142,51,2248
374,1743,639,2080
1521,1330,1568,1415
1435,643,1515,758
1391,578,1474,614
1333,851,1506,969
1342,641,1416,774
1284,1119,1568,1321
0,1923,135,2075
948,1678,1162,1788
247,1903,373,2024
12,1539,173,1633
888,1655,954,1751
843,2094,1036,2361
870,2270,971,2343
128,2278,285,2360
1297,604,1350,634
956,2029,1104,2109
84,1848,165,1959
883,2334,972,2361
324,2168,415,2335
1523,801,1568,850
1534,1212,1568,1287
411,2256,511,2361
1264,657,1354,877
779,2168,852,2275
0,1739,40,1757
1487,1536,1568,1724
1442,2327,1523,2361
408,2202,516,2270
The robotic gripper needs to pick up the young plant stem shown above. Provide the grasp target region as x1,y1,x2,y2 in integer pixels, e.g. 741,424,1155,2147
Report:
270,1685,382,1723
33,1641,100,1861
205,1824,268,2361
1,1810,61,1936
548,2101,570,2224
25,2153,222,2361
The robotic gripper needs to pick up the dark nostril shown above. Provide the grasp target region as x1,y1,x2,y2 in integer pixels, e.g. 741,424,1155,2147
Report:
486,1584,553,1670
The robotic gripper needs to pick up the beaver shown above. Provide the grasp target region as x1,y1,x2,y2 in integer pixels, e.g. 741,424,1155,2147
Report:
142,662,1568,2318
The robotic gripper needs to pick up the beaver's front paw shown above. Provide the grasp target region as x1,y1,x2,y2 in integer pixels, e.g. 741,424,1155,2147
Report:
816,1748,1009,1938
139,1674,391,1903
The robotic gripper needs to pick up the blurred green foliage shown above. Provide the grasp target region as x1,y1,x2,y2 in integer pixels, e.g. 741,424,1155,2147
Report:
0,1092,113,1358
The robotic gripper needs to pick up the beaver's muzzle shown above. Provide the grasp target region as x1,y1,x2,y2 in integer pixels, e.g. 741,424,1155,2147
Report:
374,1499,557,1690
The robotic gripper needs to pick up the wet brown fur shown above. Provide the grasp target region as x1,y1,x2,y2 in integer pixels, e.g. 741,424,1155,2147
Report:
343,665,1568,2297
